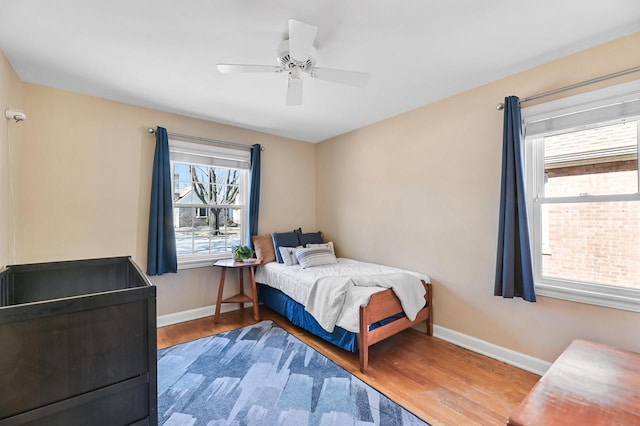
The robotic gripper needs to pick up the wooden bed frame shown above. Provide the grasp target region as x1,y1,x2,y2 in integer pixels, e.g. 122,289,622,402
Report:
357,280,433,373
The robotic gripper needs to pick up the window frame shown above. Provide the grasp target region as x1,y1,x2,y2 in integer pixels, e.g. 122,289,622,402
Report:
523,79,640,312
169,139,250,269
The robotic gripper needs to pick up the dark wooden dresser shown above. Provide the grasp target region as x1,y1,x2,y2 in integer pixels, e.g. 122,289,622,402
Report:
0,257,157,426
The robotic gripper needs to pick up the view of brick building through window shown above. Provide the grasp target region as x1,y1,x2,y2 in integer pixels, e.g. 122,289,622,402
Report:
541,121,639,289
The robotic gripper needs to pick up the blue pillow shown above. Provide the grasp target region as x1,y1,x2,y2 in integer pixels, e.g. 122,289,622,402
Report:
298,231,323,246
272,232,301,263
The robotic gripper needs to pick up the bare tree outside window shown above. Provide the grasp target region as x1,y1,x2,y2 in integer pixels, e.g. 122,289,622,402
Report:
189,165,240,234
172,162,245,258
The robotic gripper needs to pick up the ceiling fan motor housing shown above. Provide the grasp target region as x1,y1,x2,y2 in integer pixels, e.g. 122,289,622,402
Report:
277,39,315,72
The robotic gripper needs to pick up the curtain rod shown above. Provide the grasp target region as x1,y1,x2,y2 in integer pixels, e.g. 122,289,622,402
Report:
147,128,265,151
496,65,640,110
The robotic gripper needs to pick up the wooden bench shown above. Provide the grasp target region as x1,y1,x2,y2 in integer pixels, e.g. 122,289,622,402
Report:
508,339,640,425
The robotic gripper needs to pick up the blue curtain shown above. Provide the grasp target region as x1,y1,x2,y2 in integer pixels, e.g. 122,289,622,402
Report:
494,97,536,302
247,144,261,247
147,126,178,275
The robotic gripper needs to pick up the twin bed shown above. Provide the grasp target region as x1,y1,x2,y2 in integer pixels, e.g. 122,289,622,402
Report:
252,232,433,373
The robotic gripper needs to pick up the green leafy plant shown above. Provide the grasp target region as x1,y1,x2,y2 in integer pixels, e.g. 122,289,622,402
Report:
233,245,254,261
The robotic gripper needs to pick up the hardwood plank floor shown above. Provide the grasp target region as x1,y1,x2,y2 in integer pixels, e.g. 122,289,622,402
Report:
157,306,540,426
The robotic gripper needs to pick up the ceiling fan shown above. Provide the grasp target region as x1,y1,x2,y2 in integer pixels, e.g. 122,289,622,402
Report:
217,18,370,106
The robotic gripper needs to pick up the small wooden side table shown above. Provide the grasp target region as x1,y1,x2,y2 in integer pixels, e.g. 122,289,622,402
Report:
213,258,261,323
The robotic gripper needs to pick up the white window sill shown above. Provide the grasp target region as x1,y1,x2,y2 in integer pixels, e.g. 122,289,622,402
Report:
536,280,640,312
178,255,231,270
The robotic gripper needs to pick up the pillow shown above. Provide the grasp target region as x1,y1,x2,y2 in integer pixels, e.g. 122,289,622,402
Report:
295,247,337,269
306,241,335,255
252,234,276,263
297,231,323,246
272,231,301,263
279,246,302,266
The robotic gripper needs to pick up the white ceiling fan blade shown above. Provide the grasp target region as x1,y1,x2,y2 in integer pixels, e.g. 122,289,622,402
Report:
286,77,303,106
288,18,318,62
217,64,283,73
311,68,370,88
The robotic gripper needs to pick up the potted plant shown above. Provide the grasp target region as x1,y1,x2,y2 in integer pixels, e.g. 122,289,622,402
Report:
232,245,255,262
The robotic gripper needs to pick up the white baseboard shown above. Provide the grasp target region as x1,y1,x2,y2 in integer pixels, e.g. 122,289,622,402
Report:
433,325,551,376
158,308,550,376
157,303,254,328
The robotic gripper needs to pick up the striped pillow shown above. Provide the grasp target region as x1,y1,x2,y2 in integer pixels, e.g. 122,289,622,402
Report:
279,246,302,266
306,241,335,255
295,247,337,269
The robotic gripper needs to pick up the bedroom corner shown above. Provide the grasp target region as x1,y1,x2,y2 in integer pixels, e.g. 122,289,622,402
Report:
315,32,640,365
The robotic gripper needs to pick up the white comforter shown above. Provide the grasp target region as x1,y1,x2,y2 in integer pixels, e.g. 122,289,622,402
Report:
255,258,430,333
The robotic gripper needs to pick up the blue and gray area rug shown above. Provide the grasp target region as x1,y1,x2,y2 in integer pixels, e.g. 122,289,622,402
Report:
158,320,430,425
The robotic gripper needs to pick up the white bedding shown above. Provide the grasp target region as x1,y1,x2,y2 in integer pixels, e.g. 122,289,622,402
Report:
255,258,430,333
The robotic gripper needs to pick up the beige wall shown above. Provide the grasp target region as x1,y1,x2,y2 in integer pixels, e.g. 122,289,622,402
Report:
316,33,640,362
0,50,23,268
14,83,316,316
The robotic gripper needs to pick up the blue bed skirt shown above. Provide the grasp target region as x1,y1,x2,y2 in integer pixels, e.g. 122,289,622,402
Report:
258,283,404,353
258,284,358,351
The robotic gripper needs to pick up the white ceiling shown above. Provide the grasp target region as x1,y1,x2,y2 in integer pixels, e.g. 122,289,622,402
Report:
1,1,639,143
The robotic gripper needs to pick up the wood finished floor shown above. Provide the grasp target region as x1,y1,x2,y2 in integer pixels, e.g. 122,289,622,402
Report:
157,306,540,426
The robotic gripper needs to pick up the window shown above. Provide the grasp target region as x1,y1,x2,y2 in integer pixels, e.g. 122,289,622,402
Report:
523,80,640,311
169,139,250,268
